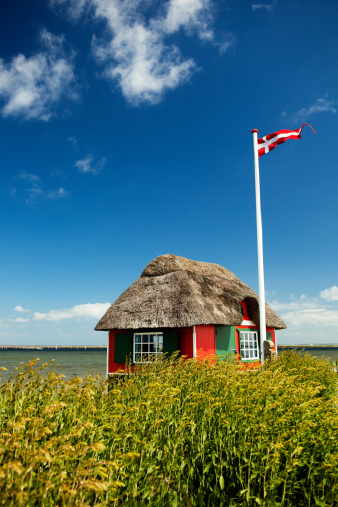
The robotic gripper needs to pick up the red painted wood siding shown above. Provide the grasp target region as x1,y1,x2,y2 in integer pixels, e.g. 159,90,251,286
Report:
108,330,127,373
196,325,215,357
178,327,193,358
268,328,276,351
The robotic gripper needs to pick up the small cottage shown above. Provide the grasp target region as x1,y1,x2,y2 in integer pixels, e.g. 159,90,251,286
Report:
95,254,286,374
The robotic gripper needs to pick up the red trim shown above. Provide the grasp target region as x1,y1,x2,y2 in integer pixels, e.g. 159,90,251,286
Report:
236,326,277,355
108,330,129,373
241,300,248,317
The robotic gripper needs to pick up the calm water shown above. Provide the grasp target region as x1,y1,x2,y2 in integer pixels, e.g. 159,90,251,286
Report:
277,347,338,363
1,347,337,385
0,349,107,384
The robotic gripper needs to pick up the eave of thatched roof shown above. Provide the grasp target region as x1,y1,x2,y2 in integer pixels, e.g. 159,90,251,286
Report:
95,254,286,331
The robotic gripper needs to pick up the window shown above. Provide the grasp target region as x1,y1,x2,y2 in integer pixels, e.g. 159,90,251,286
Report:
133,333,163,363
240,331,259,360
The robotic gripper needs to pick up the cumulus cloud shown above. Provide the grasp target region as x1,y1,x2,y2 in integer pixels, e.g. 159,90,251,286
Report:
14,305,31,313
51,0,220,104
321,286,338,302
161,0,213,39
269,288,338,336
75,154,107,174
284,95,337,123
33,302,111,321
252,0,277,13
0,29,77,120
281,308,338,328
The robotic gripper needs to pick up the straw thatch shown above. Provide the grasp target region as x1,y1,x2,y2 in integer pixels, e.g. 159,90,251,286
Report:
95,254,286,331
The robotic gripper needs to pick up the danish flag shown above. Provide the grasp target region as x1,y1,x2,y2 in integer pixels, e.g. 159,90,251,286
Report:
257,123,316,158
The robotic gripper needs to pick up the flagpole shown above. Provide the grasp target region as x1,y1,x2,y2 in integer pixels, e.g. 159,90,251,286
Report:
252,129,266,364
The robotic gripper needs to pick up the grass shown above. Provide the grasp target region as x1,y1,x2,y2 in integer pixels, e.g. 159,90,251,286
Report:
0,350,338,506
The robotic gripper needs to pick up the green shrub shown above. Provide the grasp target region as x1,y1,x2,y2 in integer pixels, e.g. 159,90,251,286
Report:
0,352,337,506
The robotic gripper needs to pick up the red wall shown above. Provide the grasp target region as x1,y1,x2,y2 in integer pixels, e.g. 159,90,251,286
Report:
108,325,276,373
196,325,215,357
269,328,276,351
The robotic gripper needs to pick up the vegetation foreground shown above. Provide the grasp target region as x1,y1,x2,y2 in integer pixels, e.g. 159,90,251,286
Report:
0,351,338,506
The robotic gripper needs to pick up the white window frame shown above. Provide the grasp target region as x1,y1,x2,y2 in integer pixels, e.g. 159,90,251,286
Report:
240,330,259,360
133,332,164,363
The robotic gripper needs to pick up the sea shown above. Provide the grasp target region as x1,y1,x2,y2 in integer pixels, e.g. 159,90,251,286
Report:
0,349,107,384
1,346,338,385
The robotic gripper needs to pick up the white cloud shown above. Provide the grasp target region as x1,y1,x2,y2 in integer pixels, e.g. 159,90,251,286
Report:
52,0,219,104
215,34,237,55
47,187,70,199
33,302,111,322
321,286,338,302
281,308,338,328
67,136,78,148
15,171,70,203
0,29,77,121
75,154,107,174
49,0,89,20
14,305,31,313
252,0,277,13
12,317,30,323
162,0,213,39
269,297,321,313
19,172,41,183
285,95,337,123
269,289,338,344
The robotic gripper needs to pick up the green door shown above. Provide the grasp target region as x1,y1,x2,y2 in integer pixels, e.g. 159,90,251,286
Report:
114,333,133,363
215,326,236,358
163,330,178,356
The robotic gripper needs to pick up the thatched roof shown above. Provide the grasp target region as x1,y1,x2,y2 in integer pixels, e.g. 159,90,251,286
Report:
95,254,286,331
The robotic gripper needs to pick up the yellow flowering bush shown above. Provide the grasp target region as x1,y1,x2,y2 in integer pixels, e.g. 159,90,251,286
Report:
0,351,337,506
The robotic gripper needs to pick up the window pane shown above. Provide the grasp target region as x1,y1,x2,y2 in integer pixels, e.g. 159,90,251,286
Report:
240,331,259,360
134,333,164,363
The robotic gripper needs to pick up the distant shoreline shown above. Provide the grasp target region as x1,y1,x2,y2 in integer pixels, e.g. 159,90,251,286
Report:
1,344,338,351
278,345,338,349
0,346,107,351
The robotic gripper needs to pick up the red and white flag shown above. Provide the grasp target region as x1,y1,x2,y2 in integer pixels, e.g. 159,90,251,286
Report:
257,123,316,158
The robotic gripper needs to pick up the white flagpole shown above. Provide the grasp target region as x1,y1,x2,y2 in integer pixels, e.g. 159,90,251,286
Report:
252,129,266,364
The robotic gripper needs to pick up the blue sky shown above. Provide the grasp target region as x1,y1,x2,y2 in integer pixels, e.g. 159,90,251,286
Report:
0,0,337,346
